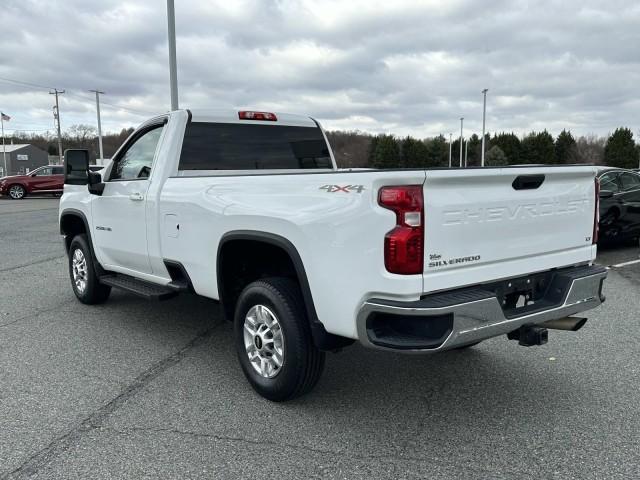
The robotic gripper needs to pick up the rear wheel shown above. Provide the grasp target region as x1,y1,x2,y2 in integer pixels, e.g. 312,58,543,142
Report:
234,277,325,401
68,234,111,304
8,184,26,199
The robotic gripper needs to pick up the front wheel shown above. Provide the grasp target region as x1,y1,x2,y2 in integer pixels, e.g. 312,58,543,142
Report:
8,184,26,199
68,234,111,304
234,277,325,401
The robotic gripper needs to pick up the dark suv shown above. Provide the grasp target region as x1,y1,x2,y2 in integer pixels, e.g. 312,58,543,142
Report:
598,167,640,243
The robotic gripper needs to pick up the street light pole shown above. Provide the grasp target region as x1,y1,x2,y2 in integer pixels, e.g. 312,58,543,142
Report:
464,138,468,167
459,117,464,168
448,133,452,168
90,89,105,164
166,0,179,110
481,88,488,167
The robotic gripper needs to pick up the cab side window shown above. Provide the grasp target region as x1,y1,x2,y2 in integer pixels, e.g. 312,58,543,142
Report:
599,173,619,193
52,167,64,175
110,125,164,181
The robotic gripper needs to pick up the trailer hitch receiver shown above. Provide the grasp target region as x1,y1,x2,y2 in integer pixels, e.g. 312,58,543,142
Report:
507,324,548,347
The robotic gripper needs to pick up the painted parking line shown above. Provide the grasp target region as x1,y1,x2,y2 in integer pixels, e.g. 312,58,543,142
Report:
610,258,640,268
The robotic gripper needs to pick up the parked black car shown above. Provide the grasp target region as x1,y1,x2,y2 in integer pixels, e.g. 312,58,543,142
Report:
597,167,640,243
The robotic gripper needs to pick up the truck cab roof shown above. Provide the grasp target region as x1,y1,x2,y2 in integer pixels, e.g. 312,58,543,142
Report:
187,109,318,128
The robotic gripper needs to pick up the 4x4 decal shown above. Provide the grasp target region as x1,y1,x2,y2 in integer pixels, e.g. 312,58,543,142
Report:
319,185,366,193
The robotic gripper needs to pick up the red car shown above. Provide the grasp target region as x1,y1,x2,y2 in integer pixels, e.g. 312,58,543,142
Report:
0,165,65,199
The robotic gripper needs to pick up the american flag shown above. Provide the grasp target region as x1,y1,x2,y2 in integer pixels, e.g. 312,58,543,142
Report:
0,112,10,121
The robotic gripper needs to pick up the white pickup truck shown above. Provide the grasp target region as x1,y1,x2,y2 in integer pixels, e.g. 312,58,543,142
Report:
59,109,607,401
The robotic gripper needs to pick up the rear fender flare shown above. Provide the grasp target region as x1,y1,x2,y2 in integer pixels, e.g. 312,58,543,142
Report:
217,230,353,351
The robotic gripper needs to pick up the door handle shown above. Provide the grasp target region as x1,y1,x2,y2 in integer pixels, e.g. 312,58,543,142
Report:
129,192,144,201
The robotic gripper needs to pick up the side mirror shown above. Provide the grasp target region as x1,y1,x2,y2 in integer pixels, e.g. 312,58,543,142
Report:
88,171,105,195
599,189,614,199
64,149,90,185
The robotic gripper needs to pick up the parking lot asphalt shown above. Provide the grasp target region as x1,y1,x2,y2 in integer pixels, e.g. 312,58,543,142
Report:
1,198,639,479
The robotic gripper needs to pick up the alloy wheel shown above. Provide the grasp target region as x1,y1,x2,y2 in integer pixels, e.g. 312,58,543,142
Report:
243,304,285,378
9,185,25,199
72,248,88,294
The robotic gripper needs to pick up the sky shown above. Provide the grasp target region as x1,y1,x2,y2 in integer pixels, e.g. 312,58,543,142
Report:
0,0,638,139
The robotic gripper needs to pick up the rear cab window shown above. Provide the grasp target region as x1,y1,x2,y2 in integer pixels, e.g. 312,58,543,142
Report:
178,123,333,171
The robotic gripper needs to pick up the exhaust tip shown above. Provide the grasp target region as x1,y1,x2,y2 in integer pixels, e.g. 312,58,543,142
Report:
543,317,588,332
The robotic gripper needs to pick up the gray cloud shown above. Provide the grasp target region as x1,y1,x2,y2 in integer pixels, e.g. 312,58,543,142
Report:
0,0,638,139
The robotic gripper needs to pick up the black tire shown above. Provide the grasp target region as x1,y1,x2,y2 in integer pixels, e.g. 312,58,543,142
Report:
8,184,26,200
234,277,325,402
68,234,111,304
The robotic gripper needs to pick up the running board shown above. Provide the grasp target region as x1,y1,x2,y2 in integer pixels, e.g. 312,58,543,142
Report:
99,274,179,301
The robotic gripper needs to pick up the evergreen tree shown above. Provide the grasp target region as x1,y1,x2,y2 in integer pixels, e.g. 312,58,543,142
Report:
491,132,521,164
466,133,481,166
401,136,427,168
425,135,449,167
367,135,379,167
373,135,400,168
520,131,555,164
520,133,537,164
604,127,639,169
485,146,508,166
451,137,463,167
555,129,577,164
536,130,556,164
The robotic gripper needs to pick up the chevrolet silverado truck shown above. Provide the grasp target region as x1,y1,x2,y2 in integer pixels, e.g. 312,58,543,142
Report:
59,109,607,401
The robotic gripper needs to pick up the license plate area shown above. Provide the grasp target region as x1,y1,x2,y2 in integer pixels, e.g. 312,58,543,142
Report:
485,270,559,318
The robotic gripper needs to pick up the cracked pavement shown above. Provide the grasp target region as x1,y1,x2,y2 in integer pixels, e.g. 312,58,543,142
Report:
1,198,639,479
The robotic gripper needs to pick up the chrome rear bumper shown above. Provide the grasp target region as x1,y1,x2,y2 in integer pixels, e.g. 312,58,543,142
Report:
356,264,607,353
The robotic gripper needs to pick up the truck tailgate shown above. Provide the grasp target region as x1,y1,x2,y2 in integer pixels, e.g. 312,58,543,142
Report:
423,166,598,293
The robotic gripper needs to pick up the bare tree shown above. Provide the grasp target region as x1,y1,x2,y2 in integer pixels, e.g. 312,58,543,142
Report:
575,134,606,165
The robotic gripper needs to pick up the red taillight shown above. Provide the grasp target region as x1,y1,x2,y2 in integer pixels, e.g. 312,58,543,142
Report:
379,185,424,274
593,177,600,244
238,111,277,121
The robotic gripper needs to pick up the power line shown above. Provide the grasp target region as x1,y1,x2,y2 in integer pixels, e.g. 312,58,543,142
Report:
6,128,53,132
63,90,155,116
3,123,55,129
0,76,54,90
0,75,157,116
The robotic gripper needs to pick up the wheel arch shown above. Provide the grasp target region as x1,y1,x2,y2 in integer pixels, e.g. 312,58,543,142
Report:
8,182,28,196
59,209,104,274
217,230,353,351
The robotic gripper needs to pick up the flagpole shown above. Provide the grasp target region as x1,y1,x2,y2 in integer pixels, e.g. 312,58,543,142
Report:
1,114,6,177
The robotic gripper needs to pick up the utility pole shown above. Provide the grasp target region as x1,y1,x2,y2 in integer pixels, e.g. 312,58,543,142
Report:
459,117,464,168
90,89,105,163
481,88,488,167
448,133,452,168
50,89,64,163
1,113,7,176
166,0,179,110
